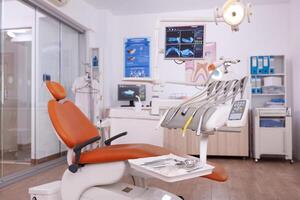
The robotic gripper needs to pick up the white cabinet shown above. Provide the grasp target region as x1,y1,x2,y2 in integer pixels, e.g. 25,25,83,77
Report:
254,108,293,162
109,108,164,146
164,123,249,157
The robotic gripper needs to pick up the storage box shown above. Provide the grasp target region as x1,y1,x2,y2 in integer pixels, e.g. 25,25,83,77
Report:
257,56,264,74
29,181,61,200
262,56,270,74
251,56,258,74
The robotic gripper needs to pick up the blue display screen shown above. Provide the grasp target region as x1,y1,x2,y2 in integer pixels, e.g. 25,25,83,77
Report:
165,26,205,59
124,38,150,78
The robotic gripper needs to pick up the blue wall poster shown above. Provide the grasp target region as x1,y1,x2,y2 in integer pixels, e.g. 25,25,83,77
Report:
124,38,150,79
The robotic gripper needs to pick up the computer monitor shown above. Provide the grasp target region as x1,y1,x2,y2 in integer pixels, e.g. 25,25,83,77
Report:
165,25,205,60
118,84,146,107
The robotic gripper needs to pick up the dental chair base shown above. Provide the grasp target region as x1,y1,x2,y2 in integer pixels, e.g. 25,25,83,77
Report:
82,183,181,200
30,160,183,200
30,182,182,200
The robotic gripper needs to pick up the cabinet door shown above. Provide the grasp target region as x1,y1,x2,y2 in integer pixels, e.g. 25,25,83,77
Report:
164,123,249,157
259,128,285,155
164,129,188,154
211,131,249,156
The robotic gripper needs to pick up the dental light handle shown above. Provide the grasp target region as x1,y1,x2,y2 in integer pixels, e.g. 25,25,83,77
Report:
205,58,240,84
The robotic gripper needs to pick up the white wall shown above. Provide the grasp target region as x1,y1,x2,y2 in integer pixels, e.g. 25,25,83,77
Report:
41,0,114,110
2,0,35,29
290,0,300,160
105,3,291,107
41,0,109,53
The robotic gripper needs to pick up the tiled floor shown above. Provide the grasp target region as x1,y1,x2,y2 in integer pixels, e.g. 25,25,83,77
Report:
1,159,300,200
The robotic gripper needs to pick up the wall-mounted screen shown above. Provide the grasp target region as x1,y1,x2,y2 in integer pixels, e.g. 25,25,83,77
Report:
165,25,205,60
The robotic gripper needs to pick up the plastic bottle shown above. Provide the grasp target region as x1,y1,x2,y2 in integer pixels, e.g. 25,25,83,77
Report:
92,56,99,67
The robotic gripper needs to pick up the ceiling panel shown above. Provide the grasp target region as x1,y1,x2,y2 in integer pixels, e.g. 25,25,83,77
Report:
84,0,290,15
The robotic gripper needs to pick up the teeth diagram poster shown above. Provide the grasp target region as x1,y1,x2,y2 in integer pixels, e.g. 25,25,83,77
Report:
185,42,217,84
124,38,150,79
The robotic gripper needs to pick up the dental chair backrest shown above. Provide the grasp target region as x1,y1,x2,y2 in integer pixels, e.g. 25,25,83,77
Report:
46,81,99,149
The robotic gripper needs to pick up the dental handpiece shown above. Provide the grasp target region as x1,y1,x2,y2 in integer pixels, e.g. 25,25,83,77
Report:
180,81,220,116
165,82,219,124
181,81,228,116
181,80,238,136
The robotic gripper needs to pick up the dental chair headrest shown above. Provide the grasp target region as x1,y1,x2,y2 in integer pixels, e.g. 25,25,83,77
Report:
46,81,67,101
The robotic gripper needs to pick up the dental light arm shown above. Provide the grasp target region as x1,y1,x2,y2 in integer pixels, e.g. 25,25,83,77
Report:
205,58,240,85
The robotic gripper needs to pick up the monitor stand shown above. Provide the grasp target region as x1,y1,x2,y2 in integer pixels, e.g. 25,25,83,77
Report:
121,100,135,107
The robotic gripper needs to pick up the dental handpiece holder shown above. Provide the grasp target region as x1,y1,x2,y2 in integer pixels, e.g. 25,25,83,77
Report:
160,77,249,165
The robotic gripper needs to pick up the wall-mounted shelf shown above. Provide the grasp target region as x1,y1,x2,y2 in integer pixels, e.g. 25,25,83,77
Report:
250,55,287,108
251,73,285,77
252,93,285,96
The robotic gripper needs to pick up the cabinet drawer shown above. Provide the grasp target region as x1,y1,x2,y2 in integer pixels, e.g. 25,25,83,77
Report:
260,117,285,128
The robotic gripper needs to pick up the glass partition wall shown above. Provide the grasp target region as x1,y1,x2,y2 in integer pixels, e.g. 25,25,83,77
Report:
0,0,83,180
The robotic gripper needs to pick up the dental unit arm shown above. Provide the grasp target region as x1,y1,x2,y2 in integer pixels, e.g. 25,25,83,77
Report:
40,81,228,200
160,76,249,164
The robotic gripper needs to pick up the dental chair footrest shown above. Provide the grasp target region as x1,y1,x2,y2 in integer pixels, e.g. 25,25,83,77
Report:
29,181,61,200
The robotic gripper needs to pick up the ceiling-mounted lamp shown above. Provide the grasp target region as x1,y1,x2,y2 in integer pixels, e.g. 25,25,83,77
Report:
215,0,252,31
9,29,29,34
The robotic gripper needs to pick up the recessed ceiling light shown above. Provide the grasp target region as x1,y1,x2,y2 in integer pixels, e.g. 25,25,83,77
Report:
10,29,29,34
6,31,16,38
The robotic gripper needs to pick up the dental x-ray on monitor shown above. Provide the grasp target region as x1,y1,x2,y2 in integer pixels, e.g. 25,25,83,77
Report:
165,25,205,60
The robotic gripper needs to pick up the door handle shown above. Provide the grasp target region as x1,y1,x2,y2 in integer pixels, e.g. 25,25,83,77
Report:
4,89,7,100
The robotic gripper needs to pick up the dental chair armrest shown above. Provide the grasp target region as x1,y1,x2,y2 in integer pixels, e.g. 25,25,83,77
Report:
104,132,128,146
69,136,101,173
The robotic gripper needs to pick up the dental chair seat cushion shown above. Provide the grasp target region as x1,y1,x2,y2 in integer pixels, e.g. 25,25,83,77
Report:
79,144,228,182
79,144,170,164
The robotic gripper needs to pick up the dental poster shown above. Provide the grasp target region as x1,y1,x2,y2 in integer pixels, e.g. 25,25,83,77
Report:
185,42,216,84
124,38,150,79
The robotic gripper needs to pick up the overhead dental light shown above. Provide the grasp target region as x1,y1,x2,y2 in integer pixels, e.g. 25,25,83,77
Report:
215,0,252,31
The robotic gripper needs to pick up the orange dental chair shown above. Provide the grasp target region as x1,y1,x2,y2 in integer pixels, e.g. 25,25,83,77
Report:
46,81,228,200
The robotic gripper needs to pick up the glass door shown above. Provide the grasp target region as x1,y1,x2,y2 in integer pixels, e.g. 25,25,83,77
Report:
0,0,82,181
0,0,34,177
34,10,61,162
0,0,3,178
